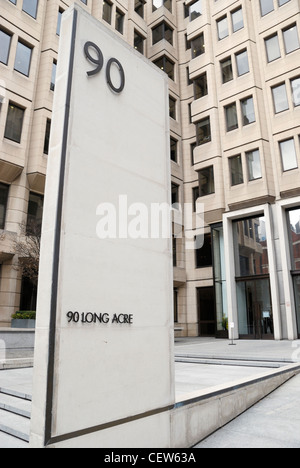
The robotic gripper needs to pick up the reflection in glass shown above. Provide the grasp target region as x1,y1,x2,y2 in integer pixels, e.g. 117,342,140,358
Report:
212,226,228,335
233,216,268,277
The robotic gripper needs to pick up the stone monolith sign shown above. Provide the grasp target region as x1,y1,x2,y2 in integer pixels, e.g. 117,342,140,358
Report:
30,5,174,448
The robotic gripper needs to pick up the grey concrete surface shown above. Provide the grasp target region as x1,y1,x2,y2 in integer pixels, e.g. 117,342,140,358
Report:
195,373,300,448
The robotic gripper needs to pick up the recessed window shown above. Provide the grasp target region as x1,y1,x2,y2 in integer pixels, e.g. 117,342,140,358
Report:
152,22,173,46
50,61,57,91
241,97,256,125
14,41,32,76
230,155,244,186
153,56,175,80
265,34,281,62
22,0,38,19
225,103,238,131
43,119,51,155
247,149,262,181
280,138,298,171
236,50,249,76
196,117,211,145
115,9,125,35
217,16,229,41
152,0,172,13
103,0,113,24
0,30,12,66
283,25,300,55
291,77,300,107
27,192,44,235
272,83,289,113
0,183,9,230
232,8,244,33
260,0,274,16
135,0,146,18
189,0,202,21
170,137,178,163
221,57,233,83
191,33,205,58
134,31,145,55
199,166,215,196
194,73,208,100
4,102,25,144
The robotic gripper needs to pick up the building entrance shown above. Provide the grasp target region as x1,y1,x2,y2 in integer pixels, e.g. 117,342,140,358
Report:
237,278,274,339
197,287,216,336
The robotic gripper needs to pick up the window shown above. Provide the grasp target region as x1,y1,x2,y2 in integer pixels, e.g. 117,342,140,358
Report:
50,61,57,91
135,0,146,18
170,137,178,163
189,0,202,21
221,57,233,83
196,233,212,268
103,0,112,24
169,96,176,119
4,103,25,144
225,103,238,131
217,16,229,41
153,56,175,80
152,22,173,46
194,73,208,99
43,119,51,155
22,0,38,19
196,117,211,145
247,149,262,181
291,77,300,107
193,186,200,212
56,9,63,36
265,34,281,62
199,166,215,196
241,97,256,125
280,139,298,171
152,0,172,13
232,8,244,33
14,41,32,76
171,183,179,205
260,0,274,16
283,25,300,55
0,30,12,66
115,9,125,34
230,155,243,186
27,192,44,235
191,33,205,59
236,50,249,76
134,31,145,54
272,84,289,113
0,183,9,230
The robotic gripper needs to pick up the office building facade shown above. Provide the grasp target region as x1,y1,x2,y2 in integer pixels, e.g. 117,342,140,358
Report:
0,0,300,339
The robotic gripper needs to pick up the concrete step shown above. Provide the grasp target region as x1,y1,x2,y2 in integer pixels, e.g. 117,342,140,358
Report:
0,392,31,418
175,355,286,368
0,389,31,444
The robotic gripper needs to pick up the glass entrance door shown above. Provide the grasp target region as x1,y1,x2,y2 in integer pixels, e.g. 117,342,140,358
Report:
237,278,274,339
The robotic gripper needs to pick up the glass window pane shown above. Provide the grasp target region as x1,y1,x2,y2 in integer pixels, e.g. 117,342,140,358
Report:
232,8,244,33
291,77,300,107
22,0,38,18
272,84,289,113
221,57,233,83
217,17,229,41
280,139,298,171
0,30,12,65
0,183,9,230
230,155,243,186
189,0,202,21
265,35,281,62
283,25,300,54
103,0,112,24
233,216,269,277
225,103,238,131
288,208,300,270
27,192,44,235
260,0,274,16
236,50,249,76
199,166,215,196
4,103,25,144
14,41,32,76
247,149,262,181
241,97,256,125
196,117,211,145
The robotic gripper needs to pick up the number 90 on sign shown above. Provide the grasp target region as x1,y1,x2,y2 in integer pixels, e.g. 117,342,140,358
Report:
84,41,125,94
